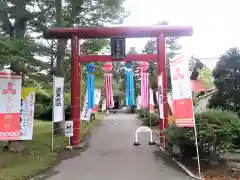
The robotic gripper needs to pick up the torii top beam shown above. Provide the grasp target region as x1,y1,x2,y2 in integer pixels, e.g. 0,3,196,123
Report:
43,25,193,39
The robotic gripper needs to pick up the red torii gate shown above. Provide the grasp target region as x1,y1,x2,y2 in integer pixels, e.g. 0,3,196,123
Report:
43,26,193,147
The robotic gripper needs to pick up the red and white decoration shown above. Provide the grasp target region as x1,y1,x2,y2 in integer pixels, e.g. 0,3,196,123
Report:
104,62,114,108
0,70,22,140
169,54,194,127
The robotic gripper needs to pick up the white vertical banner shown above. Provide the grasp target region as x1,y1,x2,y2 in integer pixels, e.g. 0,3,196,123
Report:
149,89,154,113
92,89,101,113
53,76,64,122
102,99,106,111
136,95,141,109
170,55,192,101
158,75,164,119
81,89,92,121
20,88,35,140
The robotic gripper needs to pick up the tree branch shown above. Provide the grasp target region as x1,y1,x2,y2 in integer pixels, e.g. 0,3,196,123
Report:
0,7,13,36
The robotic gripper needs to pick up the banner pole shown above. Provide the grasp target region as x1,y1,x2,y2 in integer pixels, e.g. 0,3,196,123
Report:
68,137,71,147
52,75,54,151
193,118,201,177
51,120,54,151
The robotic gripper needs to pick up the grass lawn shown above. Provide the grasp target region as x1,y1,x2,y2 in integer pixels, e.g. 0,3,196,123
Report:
0,113,105,180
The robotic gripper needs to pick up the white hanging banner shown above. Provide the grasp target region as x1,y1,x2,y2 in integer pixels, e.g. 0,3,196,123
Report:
149,89,154,113
102,99,106,111
92,89,101,113
20,88,35,140
0,72,22,140
81,89,92,121
65,121,73,137
136,95,141,109
53,76,64,122
158,75,164,119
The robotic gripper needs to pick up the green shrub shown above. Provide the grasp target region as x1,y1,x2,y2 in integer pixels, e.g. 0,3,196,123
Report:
136,108,159,126
164,109,240,158
34,89,51,119
34,104,45,118
34,88,71,121
136,108,148,118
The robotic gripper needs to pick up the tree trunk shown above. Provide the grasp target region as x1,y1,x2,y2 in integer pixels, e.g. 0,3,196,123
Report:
5,0,28,152
53,0,66,134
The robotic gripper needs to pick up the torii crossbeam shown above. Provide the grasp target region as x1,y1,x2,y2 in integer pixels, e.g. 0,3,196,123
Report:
43,25,193,147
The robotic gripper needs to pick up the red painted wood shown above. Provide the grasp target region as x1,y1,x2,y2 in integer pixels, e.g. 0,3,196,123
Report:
78,54,157,62
70,36,81,147
43,26,193,39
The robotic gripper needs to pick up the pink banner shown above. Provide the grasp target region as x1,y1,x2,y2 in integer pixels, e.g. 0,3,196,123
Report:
141,71,149,108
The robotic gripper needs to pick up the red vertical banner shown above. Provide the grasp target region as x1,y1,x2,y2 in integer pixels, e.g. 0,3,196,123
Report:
169,55,194,127
0,71,22,140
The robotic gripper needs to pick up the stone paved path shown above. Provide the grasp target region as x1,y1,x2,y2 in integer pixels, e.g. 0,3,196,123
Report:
46,113,191,180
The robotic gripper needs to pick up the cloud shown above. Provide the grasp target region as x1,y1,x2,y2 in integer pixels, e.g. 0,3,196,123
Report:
123,0,240,57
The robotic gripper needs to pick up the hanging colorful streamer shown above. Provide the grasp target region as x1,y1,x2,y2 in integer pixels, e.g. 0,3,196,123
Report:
140,62,149,108
125,61,135,107
87,63,95,109
104,63,114,108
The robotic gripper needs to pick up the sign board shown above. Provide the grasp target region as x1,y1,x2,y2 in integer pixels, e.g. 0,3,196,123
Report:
53,76,64,122
110,37,126,60
169,54,194,127
20,88,35,140
65,121,73,137
158,75,164,119
0,73,22,140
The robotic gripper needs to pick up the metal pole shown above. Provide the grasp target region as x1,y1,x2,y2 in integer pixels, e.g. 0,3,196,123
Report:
194,118,202,177
71,36,81,147
52,75,55,151
149,83,152,129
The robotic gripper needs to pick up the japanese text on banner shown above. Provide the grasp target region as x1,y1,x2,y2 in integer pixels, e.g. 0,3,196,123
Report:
53,77,64,122
158,75,164,119
20,88,35,140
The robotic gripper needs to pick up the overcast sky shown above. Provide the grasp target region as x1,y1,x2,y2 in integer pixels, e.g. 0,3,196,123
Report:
121,0,240,58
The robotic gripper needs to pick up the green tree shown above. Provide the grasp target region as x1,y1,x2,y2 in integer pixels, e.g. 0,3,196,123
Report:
0,0,129,148
142,21,182,91
209,47,240,112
